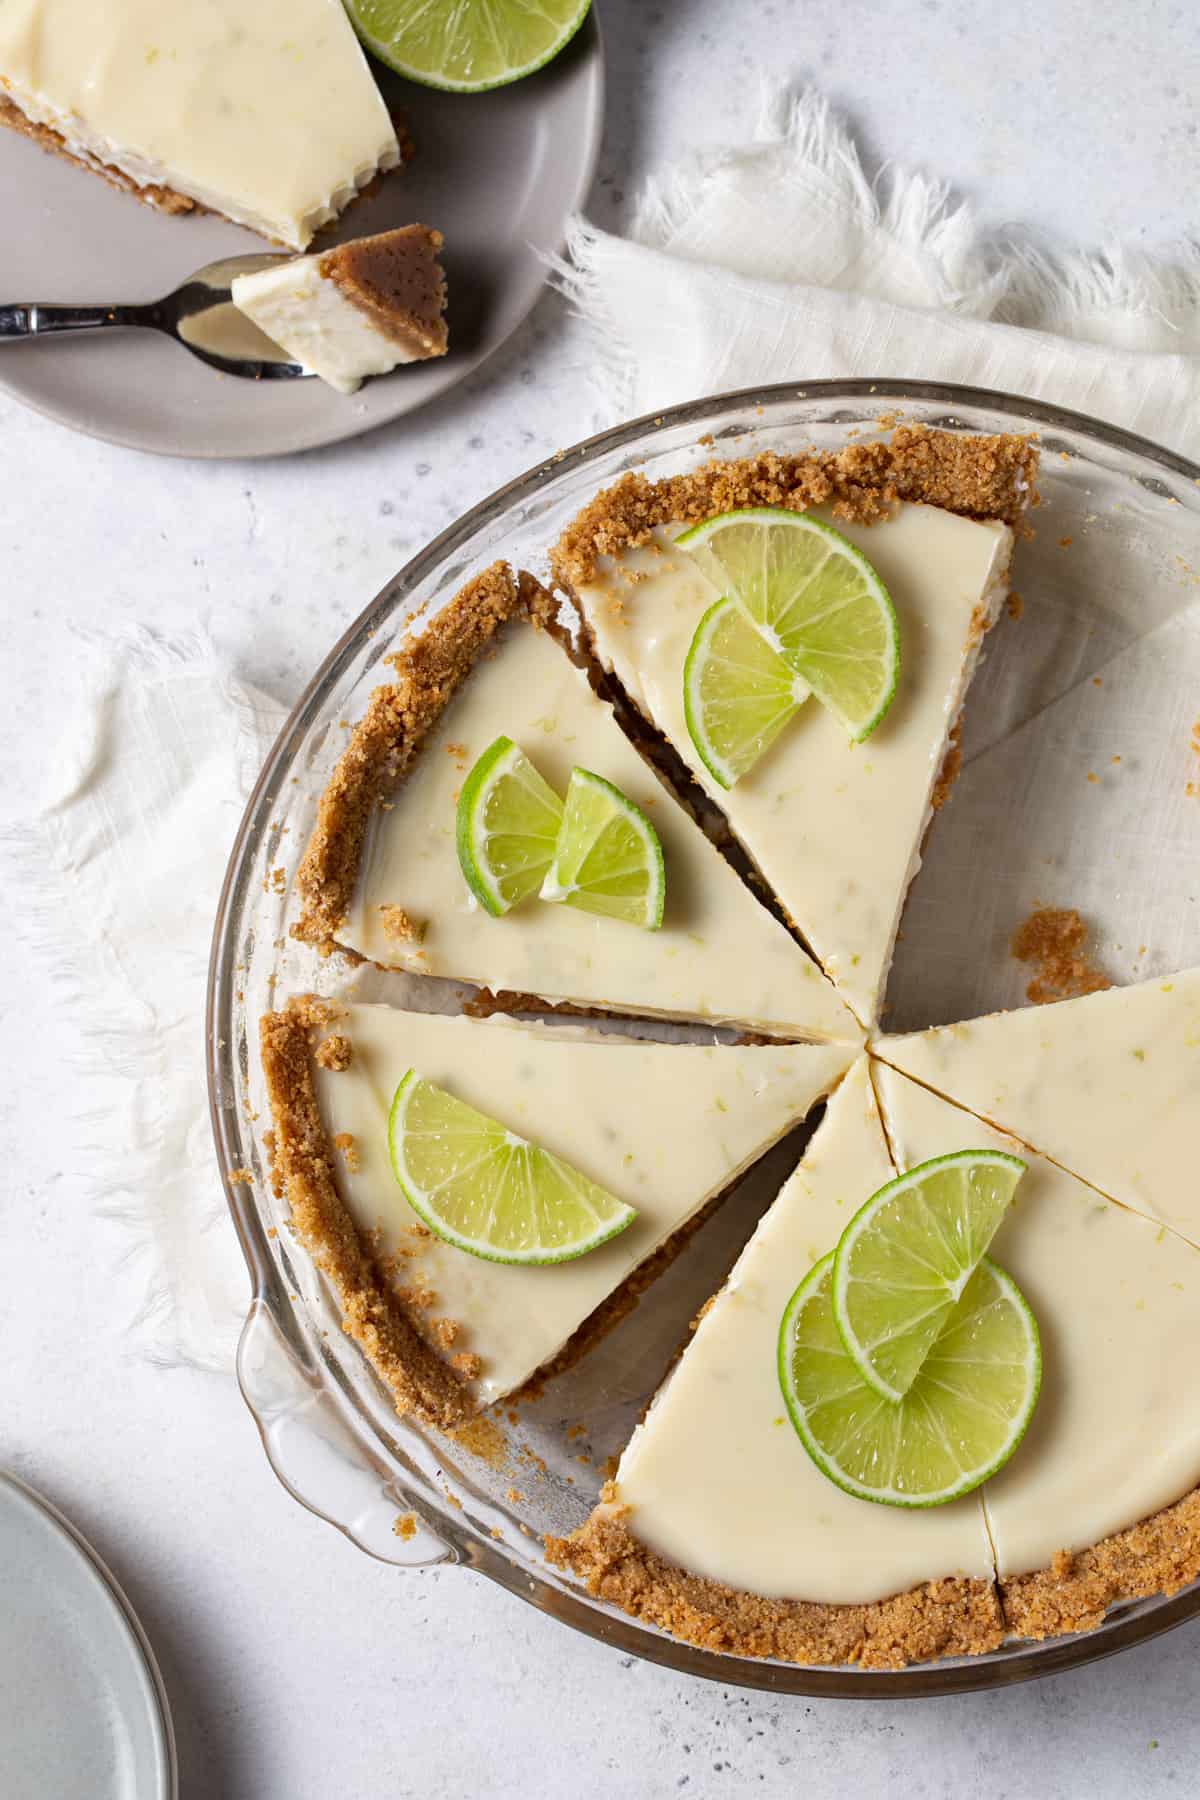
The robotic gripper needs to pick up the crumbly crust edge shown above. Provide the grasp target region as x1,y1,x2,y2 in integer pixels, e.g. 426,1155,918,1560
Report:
545,1502,1005,1671
999,1485,1200,1641
319,225,449,358
549,426,1040,589
293,560,530,951
0,95,200,215
546,1473,1200,1669
260,1000,473,1429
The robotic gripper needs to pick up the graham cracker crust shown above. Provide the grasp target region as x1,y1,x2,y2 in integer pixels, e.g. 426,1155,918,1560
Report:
319,225,448,360
0,95,198,216
294,561,526,953
260,999,471,1430
999,1486,1200,1641
548,1478,1200,1670
550,427,1040,589
545,1502,1005,1670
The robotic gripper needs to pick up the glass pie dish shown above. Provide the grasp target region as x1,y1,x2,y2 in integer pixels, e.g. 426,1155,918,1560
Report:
207,380,1200,1696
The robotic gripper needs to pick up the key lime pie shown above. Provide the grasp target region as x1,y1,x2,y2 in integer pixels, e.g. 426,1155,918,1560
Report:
261,426,1200,1669
0,0,399,247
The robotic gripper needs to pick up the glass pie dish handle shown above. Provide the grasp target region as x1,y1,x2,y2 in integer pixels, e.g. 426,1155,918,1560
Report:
237,1298,455,1570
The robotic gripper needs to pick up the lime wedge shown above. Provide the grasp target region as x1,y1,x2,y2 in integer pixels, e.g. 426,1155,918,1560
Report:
682,596,809,789
388,1071,636,1264
456,735,564,917
778,1252,1041,1507
540,768,665,930
345,0,591,92
831,1150,1026,1403
676,509,900,742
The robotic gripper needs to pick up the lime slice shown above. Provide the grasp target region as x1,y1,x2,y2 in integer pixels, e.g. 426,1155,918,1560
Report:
676,509,900,742
540,768,665,930
831,1150,1026,1403
778,1252,1040,1507
682,596,809,789
388,1071,636,1264
345,0,591,92
456,735,564,917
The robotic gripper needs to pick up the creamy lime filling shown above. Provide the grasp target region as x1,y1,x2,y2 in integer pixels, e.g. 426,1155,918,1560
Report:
233,258,416,394
877,967,1200,1245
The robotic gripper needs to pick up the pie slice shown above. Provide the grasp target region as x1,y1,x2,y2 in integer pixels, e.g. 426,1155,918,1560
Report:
875,1062,1200,1638
548,1059,1005,1670
295,565,861,1043
0,0,399,248
260,998,855,1424
555,430,1037,1029
232,226,448,395
876,966,1200,1243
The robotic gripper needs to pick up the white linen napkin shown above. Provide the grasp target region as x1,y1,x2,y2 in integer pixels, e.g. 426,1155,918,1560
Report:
12,87,1200,1376
557,87,1200,453
3,630,285,1372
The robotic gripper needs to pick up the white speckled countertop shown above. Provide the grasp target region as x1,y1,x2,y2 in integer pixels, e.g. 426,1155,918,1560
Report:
3,2,1200,1794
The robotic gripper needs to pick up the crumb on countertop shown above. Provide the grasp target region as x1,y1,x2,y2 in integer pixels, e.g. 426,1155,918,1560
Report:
1011,906,1111,1005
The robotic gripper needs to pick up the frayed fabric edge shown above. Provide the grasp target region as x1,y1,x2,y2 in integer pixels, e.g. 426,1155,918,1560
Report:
3,625,282,1376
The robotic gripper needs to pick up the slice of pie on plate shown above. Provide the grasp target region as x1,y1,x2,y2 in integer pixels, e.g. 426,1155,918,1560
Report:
876,965,1200,1242
875,1062,1200,1640
294,564,861,1044
0,0,399,248
260,998,855,1425
553,430,1037,1030
550,1056,1200,1667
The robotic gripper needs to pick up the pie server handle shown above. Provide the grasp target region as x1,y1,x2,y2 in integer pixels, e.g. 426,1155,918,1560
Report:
237,1298,455,1570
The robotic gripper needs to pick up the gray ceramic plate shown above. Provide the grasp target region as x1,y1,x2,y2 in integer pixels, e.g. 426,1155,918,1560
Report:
0,18,603,459
0,1472,176,1800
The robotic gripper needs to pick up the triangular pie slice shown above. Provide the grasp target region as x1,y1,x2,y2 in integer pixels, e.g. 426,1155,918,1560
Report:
260,999,856,1425
555,432,1036,1029
876,965,1200,1242
549,1059,1004,1670
0,0,400,248
876,1063,1200,1638
295,565,860,1043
